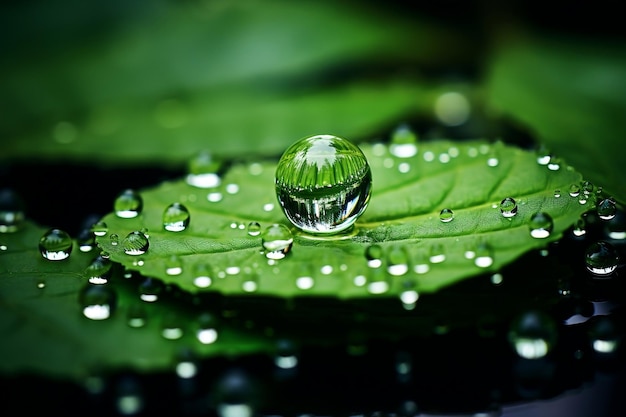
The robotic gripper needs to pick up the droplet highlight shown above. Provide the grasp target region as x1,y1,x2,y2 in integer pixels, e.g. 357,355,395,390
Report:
114,189,143,218
123,231,149,255
163,202,190,232
529,212,553,239
261,224,293,260
585,241,619,276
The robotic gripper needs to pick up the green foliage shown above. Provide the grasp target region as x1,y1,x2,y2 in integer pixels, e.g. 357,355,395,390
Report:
96,139,593,297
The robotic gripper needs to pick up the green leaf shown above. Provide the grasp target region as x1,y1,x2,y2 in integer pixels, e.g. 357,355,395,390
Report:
95,138,594,298
0,221,273,381
485,34,626,203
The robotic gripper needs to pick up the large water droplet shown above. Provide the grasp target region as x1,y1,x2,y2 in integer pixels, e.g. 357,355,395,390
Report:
0,188,25,233
114,189,143,218
80,284,116,320
163,202,190,232
597,198,617,220
261,224,293,260
439,208,454,223
508,310,557,360
585,241,619,276
123,231,149,255
500,197,518,218
186,150,221,188
389,124,418,158
86,254,112,284
275,134,372,235
39,228,73,260
529,212,553,239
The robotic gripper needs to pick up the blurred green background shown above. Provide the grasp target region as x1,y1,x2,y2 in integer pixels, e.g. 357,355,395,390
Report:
1,0,625,200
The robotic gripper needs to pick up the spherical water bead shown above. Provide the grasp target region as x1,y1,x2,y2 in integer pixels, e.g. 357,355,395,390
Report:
529,212,553,239
39,228,73,260
387,245,409,276
193,263,214,288
80,284,117,320
572,218,587,237
474,241,494,268
138,278,163,302
0,188,25,233
389,124,418,158
123,231,149,255
365,244,383,268
275,134,372,235
85,254,112,284
162,202,190,232
114,189,143,218
77,228,96,252
261,224,293,260
247,221,261,236
439,208,454,223
91,221,108,237
585,241,619,276
165,255,183,275
197,312,219,344
434,91,471,126
508,310,557,360
500,197,518,218
581,180,594,195
597,198,617,220
186,150,222,188
568,184,581,197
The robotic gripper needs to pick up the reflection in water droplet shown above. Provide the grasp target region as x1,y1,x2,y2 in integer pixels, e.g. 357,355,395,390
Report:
569,184,581,197
186,150,221,188
39,228,73,260
585,241,619,276
508,310,557,360
439,208,454,223
500,197,518,218
261,224,293,260
80,285,116,320
0,188,26,233
597,198,617,220
529,212,553,239
275,134,372,234
165,255,183,275
86,255,112,284
365,244,383,268
389,124,418,158
114,189,143,218
387,245,409,276
247,222,261,236
123,231,149,255
163,202,190,232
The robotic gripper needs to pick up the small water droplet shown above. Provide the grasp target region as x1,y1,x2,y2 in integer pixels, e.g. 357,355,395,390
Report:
413,250,430,274
554,189,561,198
114,189,143,218
387,245,409,276
320,264,333,275
226,183,240,194
138,278,163,302
398,162,411,173
429,243,446,263
122,231,149,255
529,212,553,239
597,198,617,220
186,150,221,188
490,273,503,285
569,184,581,197
400,289,419,310
474,242,494,268
39,228,73,260
434,91,470,126
80,284,116,320
582,180,594,195
572,218,587,237
508,310,557,359
367,271,389,294
423,150,435,162
36,278,46,289
91,221,108,237
0,189,26,233
163,202,190,232
439,208,454,223
547,157,561,171
193,263,213,288
127,304,147,328
161,314,184,340
197,312,219,344
439,153,451,163
109,233,119,246
247,221,261,236
590,317,620,354
77,228,96,252
500,197,518,218
261,224,293,260
296,275,314,290
207,192,223,202
389,124,418,158
365,244,383,268
241,270,259,293
275,134,372,235
578,194,588,205
262,203,274,212
165,255,183,275
585,241,619,276
86,254,112,284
